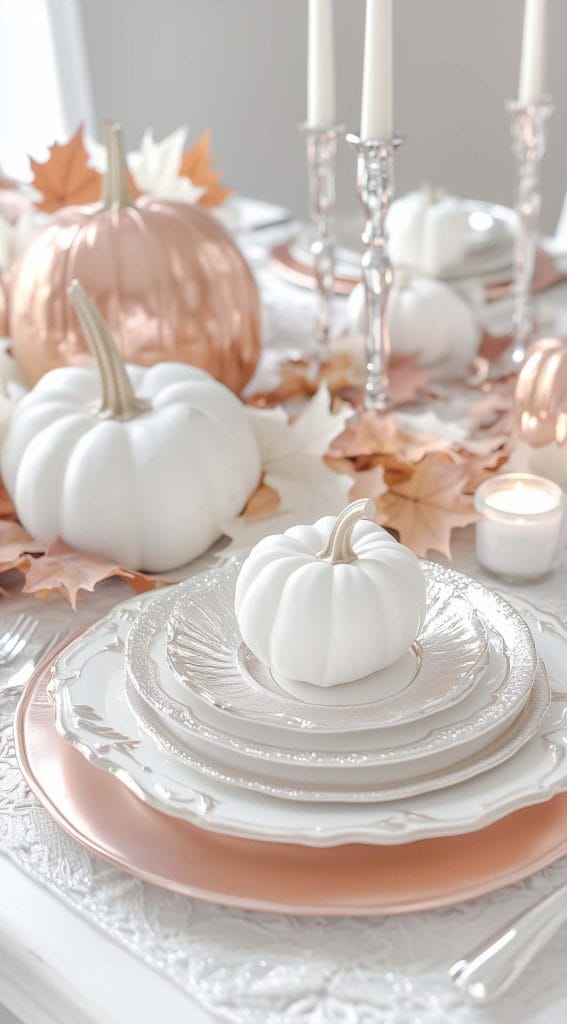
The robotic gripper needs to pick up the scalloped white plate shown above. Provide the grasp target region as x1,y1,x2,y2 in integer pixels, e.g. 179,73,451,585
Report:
164,563,504,735
124,564,541,797
48,583,567,847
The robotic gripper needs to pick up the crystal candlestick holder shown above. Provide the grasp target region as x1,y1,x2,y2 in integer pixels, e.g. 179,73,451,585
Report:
506,98,554,372
300,123,344,362
347,133,404,411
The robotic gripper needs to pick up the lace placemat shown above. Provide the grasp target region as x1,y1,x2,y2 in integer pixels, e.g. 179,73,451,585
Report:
1,535,567,1024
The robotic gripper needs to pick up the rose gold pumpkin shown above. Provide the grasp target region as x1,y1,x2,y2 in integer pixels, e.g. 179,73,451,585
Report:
515,336,567,447
8,125,261,393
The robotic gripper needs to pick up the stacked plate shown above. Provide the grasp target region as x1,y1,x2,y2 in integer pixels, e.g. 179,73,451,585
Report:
272,200,517,294
46,558,567,849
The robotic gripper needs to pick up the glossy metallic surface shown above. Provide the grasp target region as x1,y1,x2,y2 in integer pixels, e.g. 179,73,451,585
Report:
450,882,567,1003
15,659,567,914
9,198,261,393
515,335,567,447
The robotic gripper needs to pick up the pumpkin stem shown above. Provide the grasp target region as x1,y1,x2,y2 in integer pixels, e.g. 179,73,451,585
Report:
68,280,149,421
317,499,376,565
102,121,133,210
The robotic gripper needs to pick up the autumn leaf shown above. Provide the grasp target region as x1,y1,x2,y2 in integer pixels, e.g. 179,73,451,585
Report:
461,447,511,494
330,410,455,464
0,522,44,593
379,454,479,559
246,359,316,409
330,412,398,458
22,538,164,609
179,130,232,208
221,386,352,558
30,126,102,212
349,461,388,511
0,479,16,521
242,479,280,520
389,355,433,407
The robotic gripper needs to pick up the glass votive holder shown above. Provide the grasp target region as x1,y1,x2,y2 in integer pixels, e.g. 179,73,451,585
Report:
474,473,565,583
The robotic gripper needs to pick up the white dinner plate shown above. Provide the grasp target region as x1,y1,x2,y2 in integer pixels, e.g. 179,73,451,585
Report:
47,584,567,846
165,562,493,734
124,564,539,795
290,201,516,285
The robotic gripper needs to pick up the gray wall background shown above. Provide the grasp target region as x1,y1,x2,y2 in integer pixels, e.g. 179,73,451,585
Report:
79,0,567,232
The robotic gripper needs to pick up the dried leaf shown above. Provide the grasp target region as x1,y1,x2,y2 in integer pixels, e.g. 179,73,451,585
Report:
179,130,232,208
0,479,16,521
330,412,399,459
331,410,454,464
221,386,352,558
246,360,316,409
388,355,433,407
461,447,512,494
349,462,388,510
0,522,44,590
242,480,280,520
22,538,164,609
478,331,513,365
379,454,479,559
30,126,102,212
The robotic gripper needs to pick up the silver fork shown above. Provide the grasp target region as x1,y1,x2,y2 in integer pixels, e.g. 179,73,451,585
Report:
449,883,567,1003
0,614,39,666
0,631,64,696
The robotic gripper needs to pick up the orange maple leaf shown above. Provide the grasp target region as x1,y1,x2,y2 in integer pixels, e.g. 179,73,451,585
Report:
242,479,280,520
330,410,453,464
379,454,479,559
22,538,165,609
0,479,17,521
0,522,44,594
349,461,388,510
389,355,433,408
179,130,232,208
30,126,102,212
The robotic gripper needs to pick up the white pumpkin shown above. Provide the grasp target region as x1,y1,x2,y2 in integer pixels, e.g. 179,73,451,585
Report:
1,281,261,572
347,274,480,369
388,187,469,276
235,499,427,688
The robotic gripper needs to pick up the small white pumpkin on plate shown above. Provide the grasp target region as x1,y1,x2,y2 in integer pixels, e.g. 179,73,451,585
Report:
388,187,469,276
235,498,427,688
1,281,261,572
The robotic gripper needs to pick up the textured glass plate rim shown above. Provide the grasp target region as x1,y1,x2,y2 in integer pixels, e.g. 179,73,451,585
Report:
125,667,549,803
128,584,523,769
46,589,567,847
163,560,494,734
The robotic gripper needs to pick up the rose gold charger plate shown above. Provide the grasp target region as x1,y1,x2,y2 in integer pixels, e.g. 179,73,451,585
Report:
15,655,567,917
270,242,566,302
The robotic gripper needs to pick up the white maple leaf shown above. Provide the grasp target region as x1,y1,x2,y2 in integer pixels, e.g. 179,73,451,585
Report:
220,386,352,560
87,127,205,204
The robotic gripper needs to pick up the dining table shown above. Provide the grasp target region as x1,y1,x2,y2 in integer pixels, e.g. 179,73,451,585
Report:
1,203,566,1024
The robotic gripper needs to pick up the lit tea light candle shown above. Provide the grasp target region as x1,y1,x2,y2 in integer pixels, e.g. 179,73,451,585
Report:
475,473,564,582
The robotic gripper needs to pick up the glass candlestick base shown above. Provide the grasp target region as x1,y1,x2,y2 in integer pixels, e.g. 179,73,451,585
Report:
347,132,404,412
504,98,554,374
299,123,344,363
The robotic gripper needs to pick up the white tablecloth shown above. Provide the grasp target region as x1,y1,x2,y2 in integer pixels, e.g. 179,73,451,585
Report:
1,221,567,1024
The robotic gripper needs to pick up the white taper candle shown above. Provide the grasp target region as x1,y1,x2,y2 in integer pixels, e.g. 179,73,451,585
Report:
519,0,547,103
360,0,393,140
307,0,336,128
